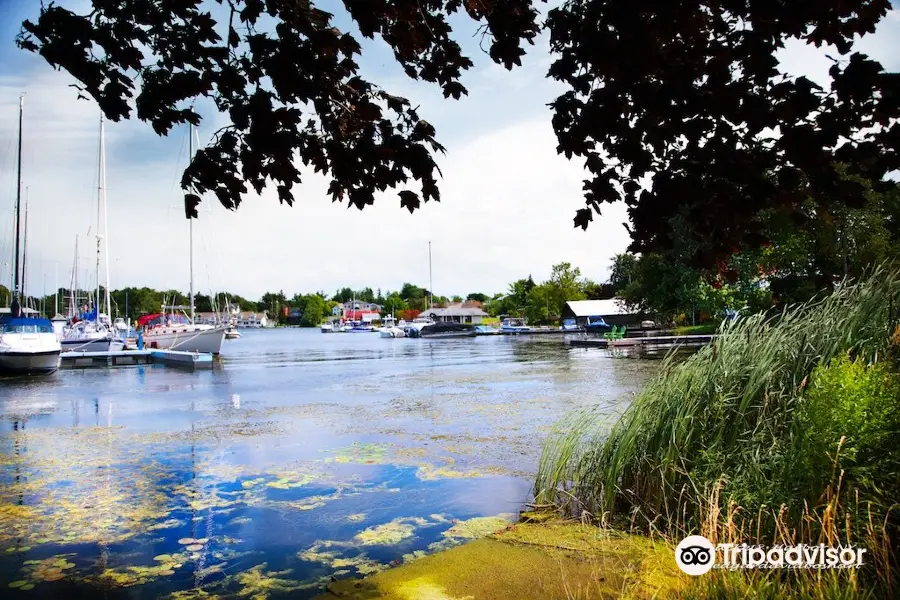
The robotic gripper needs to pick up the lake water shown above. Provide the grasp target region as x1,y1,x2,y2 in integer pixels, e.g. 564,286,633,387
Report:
0,329,659,598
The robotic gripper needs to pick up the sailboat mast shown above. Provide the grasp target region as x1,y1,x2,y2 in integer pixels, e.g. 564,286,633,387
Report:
70,236,78,318
22,188,29,302
428,241,433,311
101,114,111,321
11,94,24,316
188,124,195,323
95,114,103,323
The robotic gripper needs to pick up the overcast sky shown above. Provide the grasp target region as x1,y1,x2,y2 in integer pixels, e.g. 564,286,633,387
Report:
0,1,898,301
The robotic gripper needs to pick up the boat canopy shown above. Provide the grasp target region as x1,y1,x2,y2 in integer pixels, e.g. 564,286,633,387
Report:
137,313,163,327
1,317,54,334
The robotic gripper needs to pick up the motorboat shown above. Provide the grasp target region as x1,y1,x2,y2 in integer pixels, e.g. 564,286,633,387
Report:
138,313,226,354
560,318,581,331
0,316,62,375
320,322,335,333
473,325,500,335
584,316,612,333
500,317,532,333
379,326,407,338
410,322,476,338
225,327,241,340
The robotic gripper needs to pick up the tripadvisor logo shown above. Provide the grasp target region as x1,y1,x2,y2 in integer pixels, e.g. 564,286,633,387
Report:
675,535,868,575
676,535,715,575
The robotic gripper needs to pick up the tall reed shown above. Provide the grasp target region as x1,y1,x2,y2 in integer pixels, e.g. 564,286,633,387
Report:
535,264,899,540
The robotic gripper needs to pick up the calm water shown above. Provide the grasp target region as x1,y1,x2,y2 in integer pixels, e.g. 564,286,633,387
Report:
0,329,659,598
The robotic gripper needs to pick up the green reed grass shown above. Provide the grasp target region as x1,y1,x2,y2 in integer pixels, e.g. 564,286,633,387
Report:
535,264,899,536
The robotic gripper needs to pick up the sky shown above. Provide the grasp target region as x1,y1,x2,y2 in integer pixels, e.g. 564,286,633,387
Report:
0,1,898,302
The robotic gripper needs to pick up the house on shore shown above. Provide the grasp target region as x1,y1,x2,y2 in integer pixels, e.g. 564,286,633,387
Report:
420,302,489,325
235,311,269,328
562,298,645,327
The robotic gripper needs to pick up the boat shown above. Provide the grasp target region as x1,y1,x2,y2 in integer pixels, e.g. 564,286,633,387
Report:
500,317,532,333
560,318,581,331
345,322,375,333
61,318,125,353
412,322,475,338
584,316,612,333
225,327,241,340
474,325,500,335
379,326,407,338
0,95,61,375
138,313,226,354
139,124,226,355
59,114,125,353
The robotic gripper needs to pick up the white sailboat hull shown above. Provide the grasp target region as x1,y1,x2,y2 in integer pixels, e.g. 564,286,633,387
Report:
143,326,226,354
61,338,125,353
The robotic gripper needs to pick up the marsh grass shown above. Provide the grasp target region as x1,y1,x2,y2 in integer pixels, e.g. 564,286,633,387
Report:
535,265,900,595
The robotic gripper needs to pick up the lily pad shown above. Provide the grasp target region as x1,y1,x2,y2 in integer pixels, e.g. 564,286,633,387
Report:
8,581,27,588
185,544,204,552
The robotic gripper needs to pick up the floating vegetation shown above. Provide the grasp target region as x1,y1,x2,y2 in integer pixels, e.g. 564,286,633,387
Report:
87,562,182,588
324,442,390,464
347,513,366,522
228,517,252,526
148,518,185,531
226,563,303,599
441,515,515,540
354,518,418,546
299,543,384,576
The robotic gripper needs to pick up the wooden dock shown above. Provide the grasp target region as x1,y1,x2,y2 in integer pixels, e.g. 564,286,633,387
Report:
60,349,213,370
569,334,716,349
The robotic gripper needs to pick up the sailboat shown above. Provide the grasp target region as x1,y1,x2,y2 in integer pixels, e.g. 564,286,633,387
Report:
60,114,125,353
140,124,226,354
0,95,62,375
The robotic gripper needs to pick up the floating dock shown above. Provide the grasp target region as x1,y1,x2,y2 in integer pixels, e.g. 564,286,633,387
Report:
569,334,717,349
60,349,214,370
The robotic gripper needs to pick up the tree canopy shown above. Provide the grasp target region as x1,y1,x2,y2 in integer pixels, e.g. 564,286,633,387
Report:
15,0,900,268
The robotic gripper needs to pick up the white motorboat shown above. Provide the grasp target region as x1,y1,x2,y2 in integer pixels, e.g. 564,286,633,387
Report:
320,323,334,333
501,317,532,333
379,326,407,338
0,97,62,375
225,327,241,340
0,317,62,375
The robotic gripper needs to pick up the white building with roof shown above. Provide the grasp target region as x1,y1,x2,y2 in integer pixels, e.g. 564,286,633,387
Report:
562,298,644,326
420,303,489,324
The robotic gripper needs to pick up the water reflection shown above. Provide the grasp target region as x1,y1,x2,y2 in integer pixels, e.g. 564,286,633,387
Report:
0,329,660,598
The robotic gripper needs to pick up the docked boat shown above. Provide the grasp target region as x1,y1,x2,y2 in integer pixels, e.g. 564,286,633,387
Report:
474,325,500,335
61,319,125,353
584,316,612,333
500,317,532,333
379,326,407,338
60,114,124,354
138,313,226,354
346,322,375,333
137,123,226,355
0,316,62,375
225,327,241,340
411,322,475,338
0,97,62,375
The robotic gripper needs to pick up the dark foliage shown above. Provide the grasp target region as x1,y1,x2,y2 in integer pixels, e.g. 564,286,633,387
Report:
547,0,899,265
17,0,541,217
18,1,899,268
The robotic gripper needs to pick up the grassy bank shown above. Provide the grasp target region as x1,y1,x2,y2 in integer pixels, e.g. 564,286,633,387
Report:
535,265,900,597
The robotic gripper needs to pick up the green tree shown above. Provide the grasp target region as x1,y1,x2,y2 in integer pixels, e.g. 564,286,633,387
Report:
546,261,585,318
382,292,408,315
609,254,639,294
466,292,488,303
524,284,553,325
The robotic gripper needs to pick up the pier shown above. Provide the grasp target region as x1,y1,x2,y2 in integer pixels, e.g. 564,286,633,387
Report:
569,334,717,349
60,349,214,371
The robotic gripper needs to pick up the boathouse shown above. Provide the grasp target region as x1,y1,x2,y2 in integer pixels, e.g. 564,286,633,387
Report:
562,298,644,327
421,302,488,324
